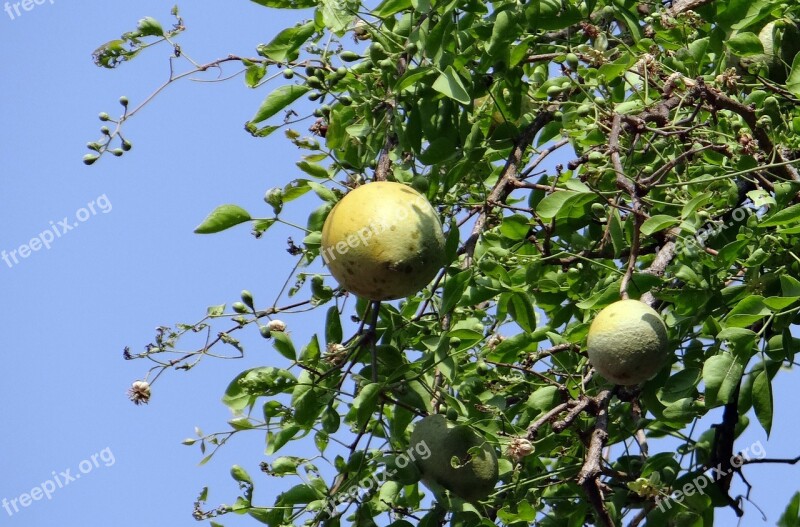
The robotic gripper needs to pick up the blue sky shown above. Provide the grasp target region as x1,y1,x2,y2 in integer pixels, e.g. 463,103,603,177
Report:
0,1,797,526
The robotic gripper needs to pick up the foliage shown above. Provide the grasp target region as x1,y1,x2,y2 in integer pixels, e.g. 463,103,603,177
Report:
94,0,800,525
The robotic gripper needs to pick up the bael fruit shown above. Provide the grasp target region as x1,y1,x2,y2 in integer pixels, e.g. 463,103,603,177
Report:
586,299,669,385
320,181,445,300
409,414,498,502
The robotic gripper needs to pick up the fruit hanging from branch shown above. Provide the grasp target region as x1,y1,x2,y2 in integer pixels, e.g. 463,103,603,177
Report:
320,181,445,301
586,300,670,385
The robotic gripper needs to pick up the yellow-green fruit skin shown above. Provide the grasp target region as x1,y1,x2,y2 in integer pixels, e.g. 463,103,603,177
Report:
321,182,445,301
586,299,669,385
409,414,498,502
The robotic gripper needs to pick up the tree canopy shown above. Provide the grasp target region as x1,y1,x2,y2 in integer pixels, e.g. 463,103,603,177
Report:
90,0,800,525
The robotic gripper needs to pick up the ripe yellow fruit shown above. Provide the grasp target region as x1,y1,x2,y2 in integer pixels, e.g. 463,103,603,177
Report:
321,182,445,300
410,414,498,502
586,299,669,385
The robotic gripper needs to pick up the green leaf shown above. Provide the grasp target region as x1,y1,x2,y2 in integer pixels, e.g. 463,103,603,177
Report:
641,215,679,236
536,190,595,220
353,382,383,428
373,0,412,17
325,306,343,344
752,369,773,436
257,21,316,62
432,66,471,105
266,425,302,455
250,0,316,8
319,0,354,34
441,270,471,314
194,204,251,234
272,331,296,360
137,17,164,37
507,293,536,333
725,295,769,327
222,367,297,411
250,85,311,124
397,66,436,92
703,353,744,407
778,492,800,527
789,53,800,99
760,203,800,228
726,32,764,56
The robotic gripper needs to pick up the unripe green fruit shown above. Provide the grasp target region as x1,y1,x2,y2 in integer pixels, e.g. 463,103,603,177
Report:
339,51,362,62
307,76,323,89
410,415,498,502
586,300,669,385
99,112,110,121
119,96,129,106
232,302,249,314
369,42,387,62
283,68,294,79
565,52,579,70
83,154,98,165
121,140,132,151
446,407,459,421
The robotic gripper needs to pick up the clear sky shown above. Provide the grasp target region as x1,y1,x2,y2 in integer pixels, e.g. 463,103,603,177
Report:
0,1,797,526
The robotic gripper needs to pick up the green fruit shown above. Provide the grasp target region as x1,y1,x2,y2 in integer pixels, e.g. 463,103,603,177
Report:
368,42,387,62
565,52,579,70
283,68,294,79
321,182,445,301
586,300,669,385
340,51,362,62
410,415,499,502
446,407,459,421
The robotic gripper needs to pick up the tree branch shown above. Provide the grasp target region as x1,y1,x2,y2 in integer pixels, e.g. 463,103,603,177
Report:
577,389,616,527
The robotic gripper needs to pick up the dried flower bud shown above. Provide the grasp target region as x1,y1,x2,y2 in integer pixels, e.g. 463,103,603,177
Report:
128,380,151,405
506,437,535,462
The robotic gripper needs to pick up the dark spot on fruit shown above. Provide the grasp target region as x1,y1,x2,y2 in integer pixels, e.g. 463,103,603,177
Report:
404,265,413,273
408,245,416,251
412,232,420,239
390,225,396,231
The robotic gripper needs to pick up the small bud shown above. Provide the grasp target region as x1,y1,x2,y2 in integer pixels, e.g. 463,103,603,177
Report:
86,142,102,152
240,290,254,309
119,96,129,107
259,326,272,339
121,140,132,151
83,154,99,165
110,148,124,157
127,380,151,405
100,126,110,135
232,301,249,314
99,112,111,121
267,319,286,332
